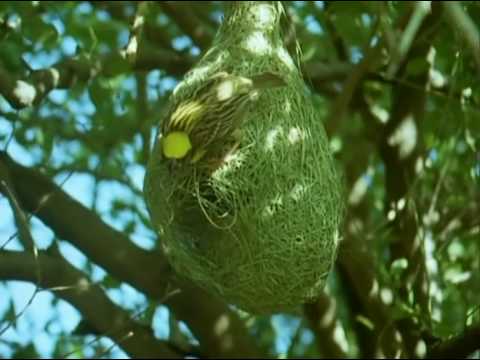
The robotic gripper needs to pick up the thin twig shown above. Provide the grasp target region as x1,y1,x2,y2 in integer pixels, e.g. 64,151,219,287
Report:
122,1,150,65
0,287,40,337
386,1,432,78
443,2,480,75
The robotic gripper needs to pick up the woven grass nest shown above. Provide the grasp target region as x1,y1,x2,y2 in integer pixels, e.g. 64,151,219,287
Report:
144,1,343,314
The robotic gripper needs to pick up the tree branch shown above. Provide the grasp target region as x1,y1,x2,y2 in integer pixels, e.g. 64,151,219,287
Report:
0,48,194,110
337,237,404,358
0,250,180,359
442,2,480,75
0,151,264,358
320,2,349,61
304,294,348,358
89,1,186,52
378,3,443,318
386,1,431,78
0,162,36,253
158,1,215,50
374,4,444,356
122,1,150,65
0,150,174,297
428,323,480,359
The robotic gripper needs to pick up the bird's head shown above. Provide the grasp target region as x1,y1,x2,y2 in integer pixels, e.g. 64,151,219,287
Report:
214,74,254,102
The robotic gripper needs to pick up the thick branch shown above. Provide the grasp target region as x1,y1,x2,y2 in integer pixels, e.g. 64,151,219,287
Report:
303,61,353,83
0,48,193,110
158,2,214,50
0,151,173,297
337,237,403,358
375,4,444,357
304,294,348,358
378,3,445,320
0,250,180,359
320,2,349,61
90,1,194,52
0,151,263,358
428,323,480,359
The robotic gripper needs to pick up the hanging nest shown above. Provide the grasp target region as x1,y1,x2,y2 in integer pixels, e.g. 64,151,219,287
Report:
144,1,344,314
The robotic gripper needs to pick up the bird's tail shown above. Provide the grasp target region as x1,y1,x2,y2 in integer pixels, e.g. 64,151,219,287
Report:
250,72,286,89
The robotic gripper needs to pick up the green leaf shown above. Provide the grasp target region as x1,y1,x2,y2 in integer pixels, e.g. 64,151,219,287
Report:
464,128,476,152
405,57,430,76
12,344,39,359
355,314,375,330
0,39,27,72
391,258,408,272
102,53,131,77
123,220,136,235
111,199,129,212
89,78,112,113
22,17,58,47
2,300,18,331
102,275,122,289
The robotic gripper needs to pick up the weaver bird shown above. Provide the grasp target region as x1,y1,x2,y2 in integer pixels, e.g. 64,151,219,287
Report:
159,71,285,173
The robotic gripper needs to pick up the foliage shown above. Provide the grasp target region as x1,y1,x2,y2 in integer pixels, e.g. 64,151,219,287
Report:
0,1,478,358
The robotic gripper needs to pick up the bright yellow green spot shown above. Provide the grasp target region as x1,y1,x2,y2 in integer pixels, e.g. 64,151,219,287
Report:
162,131,192,159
